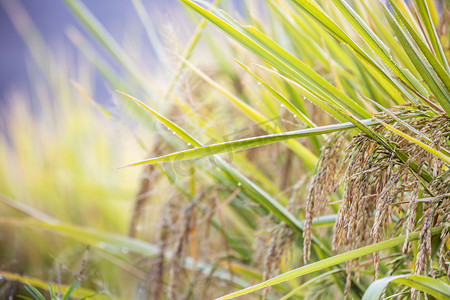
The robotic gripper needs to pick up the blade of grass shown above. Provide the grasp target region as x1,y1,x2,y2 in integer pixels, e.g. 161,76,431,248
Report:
71,81,112,117
63,0,154,96
330,0,427,98
116,91,201,147
48,283,56,299
383,3,450,116
379,121,450,164
214,225,445,299
0,272,104,300
279,269,343,300
24,284,46,300
66,26,128,92
118,114,421,167
362,275,450,300
234,60,316,128
288,0,419,105
180,0,371,118
413,0,450,73
233,61,322,153
62,280,81,300
131,0,169,68
388,0,450,94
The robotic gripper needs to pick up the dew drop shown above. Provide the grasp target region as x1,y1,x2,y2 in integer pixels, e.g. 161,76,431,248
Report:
257,82,262,85
237,182,242,186
187,143,192,146
122,247,129,254
136,225,142,232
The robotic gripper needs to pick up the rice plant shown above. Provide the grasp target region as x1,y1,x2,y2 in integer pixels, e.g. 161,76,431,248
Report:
0,0,449,299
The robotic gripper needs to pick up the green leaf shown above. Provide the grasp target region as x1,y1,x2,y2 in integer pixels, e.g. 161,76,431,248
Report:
180,0,371,118
62,280,80,300
288,0,419,105
413,0,450,73
214,226,444,299
63,0,152,93
383,3,450,116
48,283,57,299
330,0,426,97
234,59,316,128
0,271,109,299
24,284,46,300
117,91,202,147
119,114,421,167
388,0,450,94
279,269,343,300
379,121,450,164
362,275,450,300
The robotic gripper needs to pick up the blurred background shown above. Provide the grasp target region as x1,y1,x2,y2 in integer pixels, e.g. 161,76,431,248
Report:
0,0,180,107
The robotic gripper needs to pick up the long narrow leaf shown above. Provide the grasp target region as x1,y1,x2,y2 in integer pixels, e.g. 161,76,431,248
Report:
388,0,450,94
0,272,103,300
362,275,450,300
215,226,444,299
413,0,450,72
379,121,450,164
383,3,450,116
119,114,421,167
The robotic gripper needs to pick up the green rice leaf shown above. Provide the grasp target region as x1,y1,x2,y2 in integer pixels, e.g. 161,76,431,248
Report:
383,3,450,116
279,270,343,300
117,91,202,147
62,280,80,300
289,0,419,105
362,275,450,300
180,0,371,118
48,283,56,299
388,0,450,94
234,60,316,128
118,116,420,167
24,283,46,300
330,0,426,96
214,226,445,299
379,121,450,164
413,0,450,73
63,0,152,93
0,271,108,300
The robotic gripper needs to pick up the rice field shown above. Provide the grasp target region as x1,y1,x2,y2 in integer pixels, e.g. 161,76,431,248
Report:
0,0,449,299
